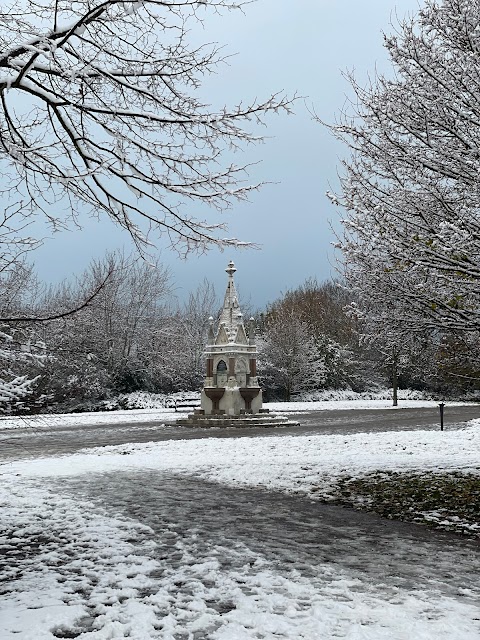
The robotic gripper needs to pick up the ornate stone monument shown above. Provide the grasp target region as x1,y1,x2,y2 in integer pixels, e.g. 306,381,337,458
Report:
176,261,298,428
201,260,262,416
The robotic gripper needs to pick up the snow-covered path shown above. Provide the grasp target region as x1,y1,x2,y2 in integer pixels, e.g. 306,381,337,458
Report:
1,409,479,639
1,469,479,639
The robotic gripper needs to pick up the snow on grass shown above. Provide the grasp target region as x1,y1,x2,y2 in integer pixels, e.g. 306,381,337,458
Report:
293,388,443,401
0,408,181,431
8,418,478,484
266,399,473,412
0,476,159,640
5,415,478,536
329,471,480,536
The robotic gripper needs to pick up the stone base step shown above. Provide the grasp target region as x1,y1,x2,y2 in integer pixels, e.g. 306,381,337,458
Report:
176,413,299,428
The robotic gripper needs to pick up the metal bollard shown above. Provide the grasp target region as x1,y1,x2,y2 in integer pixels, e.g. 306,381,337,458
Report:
439,402,445,431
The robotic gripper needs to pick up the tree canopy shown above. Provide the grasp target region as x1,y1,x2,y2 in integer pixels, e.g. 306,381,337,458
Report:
329,0,480,334
0,0,294,409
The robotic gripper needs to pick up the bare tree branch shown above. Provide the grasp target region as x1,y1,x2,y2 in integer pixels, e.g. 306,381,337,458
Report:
0,258,115,323
0,0,295,255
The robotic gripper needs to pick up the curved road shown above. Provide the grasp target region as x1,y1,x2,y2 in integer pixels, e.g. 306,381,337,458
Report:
1,404,479,461
46,470,480,638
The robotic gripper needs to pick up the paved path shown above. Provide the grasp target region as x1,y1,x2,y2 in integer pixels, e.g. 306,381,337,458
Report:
50,470,480,637
74,470,480,599
1,405,479,461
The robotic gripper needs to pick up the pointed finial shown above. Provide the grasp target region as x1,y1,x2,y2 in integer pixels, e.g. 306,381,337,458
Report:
207,317,215,343
248,317,256,345
225,260,236,277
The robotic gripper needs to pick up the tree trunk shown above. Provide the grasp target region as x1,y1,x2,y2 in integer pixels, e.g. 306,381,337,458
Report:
392,348,398,407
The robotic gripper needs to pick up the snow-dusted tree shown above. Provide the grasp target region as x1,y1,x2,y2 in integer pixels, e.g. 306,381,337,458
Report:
0,329,43,413
86,252,171,384
436,331,480,391
157,279,219,391
31,251,173,407
0,0,293,255
258,308,327,401
261,279,364,391
0,263,46,412
276,279,356,346
328,0,480,334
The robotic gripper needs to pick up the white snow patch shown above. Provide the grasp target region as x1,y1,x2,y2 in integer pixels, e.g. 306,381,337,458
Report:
1,420,480,639
266,399,473,412
6,420,479,492
0,477,158,640
0,408,181,431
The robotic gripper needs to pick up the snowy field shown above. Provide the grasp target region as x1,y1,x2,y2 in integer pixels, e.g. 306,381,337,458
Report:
1,412,479,639
0,408,180,430
6,418,479,495
0,398,471,430
265,399,470,412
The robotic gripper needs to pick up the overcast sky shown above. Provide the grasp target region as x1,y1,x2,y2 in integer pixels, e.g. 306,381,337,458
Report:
31,0,421,309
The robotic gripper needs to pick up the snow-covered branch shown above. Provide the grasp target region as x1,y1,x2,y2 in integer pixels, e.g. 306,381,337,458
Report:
0,0,294,255
326,0,480,334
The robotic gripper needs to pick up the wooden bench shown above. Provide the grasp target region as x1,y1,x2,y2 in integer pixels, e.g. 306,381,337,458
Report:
166,396,201,412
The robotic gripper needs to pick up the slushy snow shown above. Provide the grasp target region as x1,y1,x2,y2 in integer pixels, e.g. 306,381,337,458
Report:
1,410,479,639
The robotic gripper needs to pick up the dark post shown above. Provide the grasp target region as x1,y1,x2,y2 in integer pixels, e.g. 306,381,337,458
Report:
439,402,445,431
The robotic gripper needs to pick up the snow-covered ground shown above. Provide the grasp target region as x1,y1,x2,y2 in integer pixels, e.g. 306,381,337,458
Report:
6,418,479,492
0,398,471,430
1,414,479,639
0,408,180,430
266,399,470,412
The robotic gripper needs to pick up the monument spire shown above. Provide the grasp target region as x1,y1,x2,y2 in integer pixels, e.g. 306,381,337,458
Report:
218,260,242,341
198,260,262,416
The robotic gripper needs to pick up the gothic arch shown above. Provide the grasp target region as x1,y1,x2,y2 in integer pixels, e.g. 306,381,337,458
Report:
216,360,227,372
